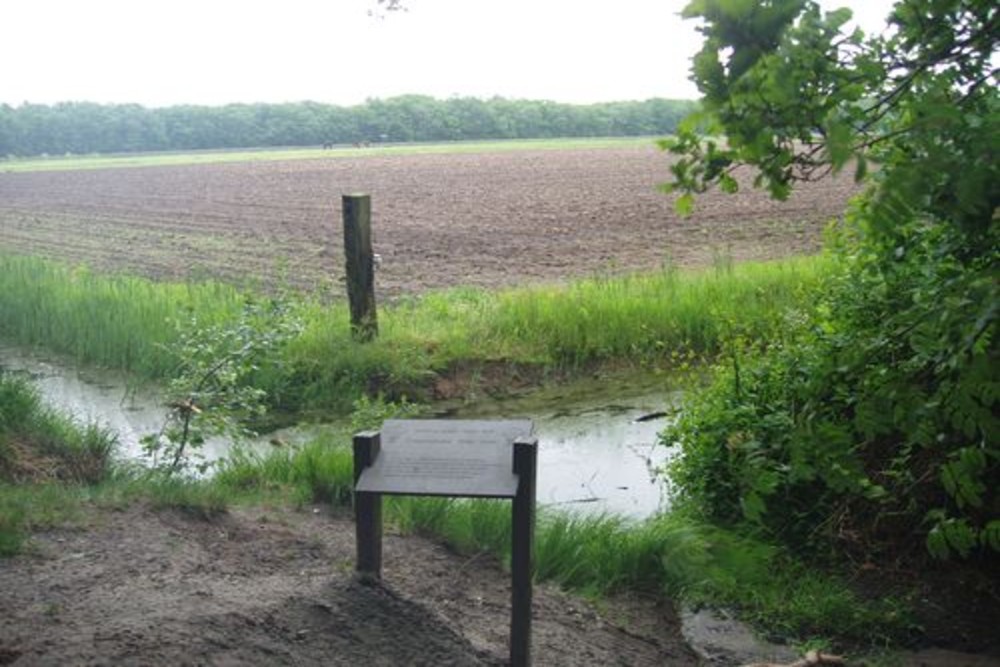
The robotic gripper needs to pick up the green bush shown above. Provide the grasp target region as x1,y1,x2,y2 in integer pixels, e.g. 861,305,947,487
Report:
665,219,999,560
662,0,999,564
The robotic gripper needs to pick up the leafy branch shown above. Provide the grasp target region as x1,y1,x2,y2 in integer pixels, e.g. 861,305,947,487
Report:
141,299,303,475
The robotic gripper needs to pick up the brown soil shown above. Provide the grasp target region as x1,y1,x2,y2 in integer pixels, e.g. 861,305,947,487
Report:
0,145,858,297
0,503,697,666
851,560,1000,656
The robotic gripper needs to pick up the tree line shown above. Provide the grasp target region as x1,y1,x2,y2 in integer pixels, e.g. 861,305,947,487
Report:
0,95,697,157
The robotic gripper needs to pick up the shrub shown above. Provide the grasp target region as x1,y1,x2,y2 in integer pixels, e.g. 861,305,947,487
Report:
665,219,999,560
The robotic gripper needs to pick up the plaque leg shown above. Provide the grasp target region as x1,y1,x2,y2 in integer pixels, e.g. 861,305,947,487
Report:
353,432,383,581
511,437,538,667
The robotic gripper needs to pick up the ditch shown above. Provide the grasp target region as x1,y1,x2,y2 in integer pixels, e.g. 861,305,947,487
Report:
0,342,679,518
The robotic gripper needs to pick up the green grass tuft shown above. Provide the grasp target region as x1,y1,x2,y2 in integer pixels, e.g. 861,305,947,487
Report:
1,371,117,484
0,483,90,555
141,476,229,518
214,440,355,506
389,497,512,556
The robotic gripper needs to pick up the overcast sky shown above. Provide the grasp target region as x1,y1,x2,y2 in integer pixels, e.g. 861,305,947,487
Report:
2,0,897,108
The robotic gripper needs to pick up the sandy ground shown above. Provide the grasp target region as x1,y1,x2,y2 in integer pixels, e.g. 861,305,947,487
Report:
0,503,697,666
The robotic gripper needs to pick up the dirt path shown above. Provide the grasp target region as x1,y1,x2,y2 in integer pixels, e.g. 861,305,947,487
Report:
0,503,696,666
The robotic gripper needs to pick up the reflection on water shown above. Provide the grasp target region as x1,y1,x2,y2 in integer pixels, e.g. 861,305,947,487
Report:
441,376,681,518
535,402,676,517
3,343,678,517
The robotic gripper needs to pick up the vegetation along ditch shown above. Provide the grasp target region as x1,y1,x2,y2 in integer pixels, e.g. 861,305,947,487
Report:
1,246,969,661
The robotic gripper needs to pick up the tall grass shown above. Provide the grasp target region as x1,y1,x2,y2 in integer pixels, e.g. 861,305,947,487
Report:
214,439,355,505
488,257,829,364
391,500,908,644
284,256,832,408
0,252,832,412
0,255,246,377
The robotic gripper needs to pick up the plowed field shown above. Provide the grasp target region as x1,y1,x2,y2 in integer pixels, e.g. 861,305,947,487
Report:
0,145,858,296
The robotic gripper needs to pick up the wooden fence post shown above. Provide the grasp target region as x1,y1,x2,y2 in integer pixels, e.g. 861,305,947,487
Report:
342,193,378,341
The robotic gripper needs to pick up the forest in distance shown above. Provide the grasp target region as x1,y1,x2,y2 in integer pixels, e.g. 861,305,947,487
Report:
0,95,697,157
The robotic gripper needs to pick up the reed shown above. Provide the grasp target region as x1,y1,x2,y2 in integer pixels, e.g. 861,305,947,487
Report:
0,255,246,377
488,256,831,364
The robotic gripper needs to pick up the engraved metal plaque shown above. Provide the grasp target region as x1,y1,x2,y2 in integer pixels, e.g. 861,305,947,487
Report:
355,419,533,497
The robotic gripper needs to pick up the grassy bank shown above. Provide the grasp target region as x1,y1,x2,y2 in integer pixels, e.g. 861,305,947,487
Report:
0,371,118,554
0,252,831,413
0,368,236,552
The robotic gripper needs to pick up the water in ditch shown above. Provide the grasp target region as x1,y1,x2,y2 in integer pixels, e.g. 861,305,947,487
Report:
436,376,681,517
1,343,680,518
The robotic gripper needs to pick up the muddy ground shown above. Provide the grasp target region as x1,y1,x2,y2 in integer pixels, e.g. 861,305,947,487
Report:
0,503,696,666
0,145,858,296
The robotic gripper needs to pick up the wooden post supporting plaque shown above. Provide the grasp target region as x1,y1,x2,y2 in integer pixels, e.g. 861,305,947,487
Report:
352,431,383,580
352,419,537,667
342,193,378,342
510,437,537,667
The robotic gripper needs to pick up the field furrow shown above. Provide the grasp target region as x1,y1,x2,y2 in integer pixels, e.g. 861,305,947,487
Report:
0,145,858,296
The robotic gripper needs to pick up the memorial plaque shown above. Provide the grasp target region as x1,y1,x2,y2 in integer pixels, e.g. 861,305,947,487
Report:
352,420,538,666
355,419,532,497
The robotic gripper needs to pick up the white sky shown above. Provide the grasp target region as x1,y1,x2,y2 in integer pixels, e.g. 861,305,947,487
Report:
2,0,897,108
